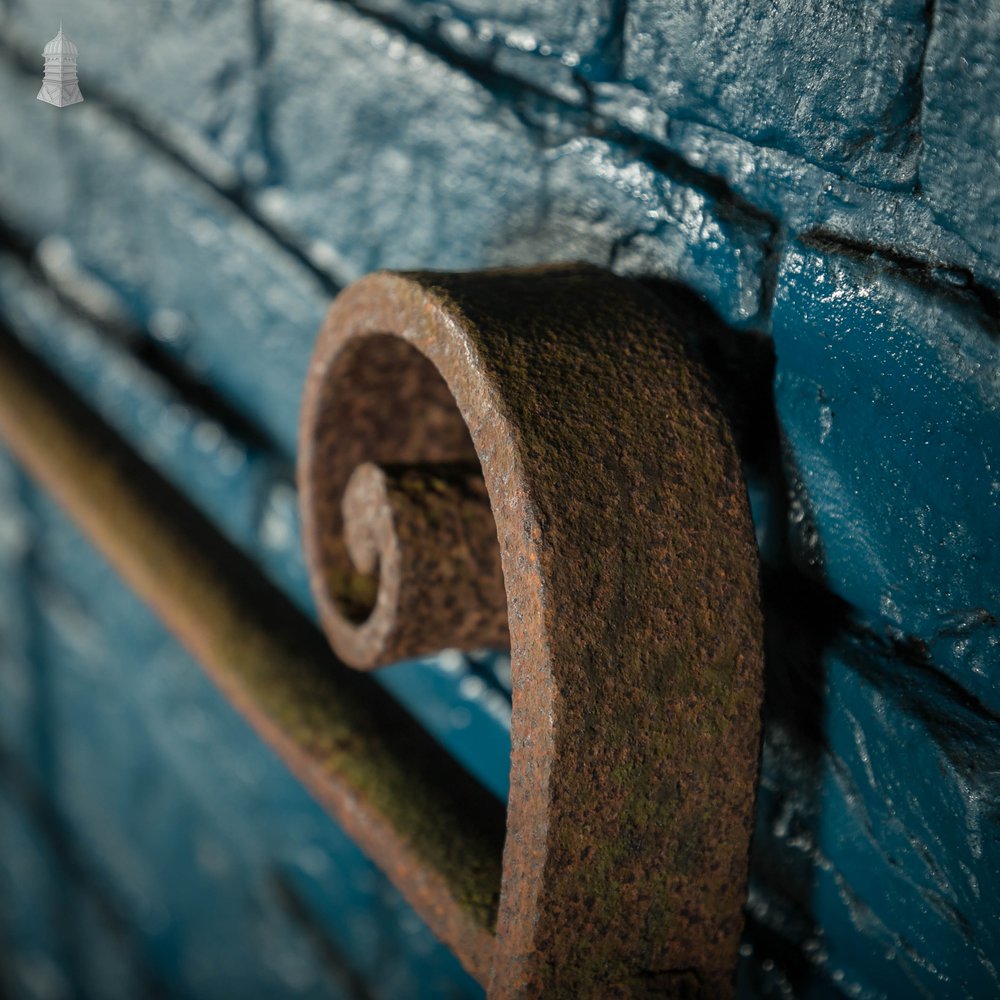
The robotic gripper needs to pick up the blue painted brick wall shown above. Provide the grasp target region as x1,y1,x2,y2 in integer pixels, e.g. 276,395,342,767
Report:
0,0,997,996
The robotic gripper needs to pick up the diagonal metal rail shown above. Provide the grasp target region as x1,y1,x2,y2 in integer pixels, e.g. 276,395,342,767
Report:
0,323,504,985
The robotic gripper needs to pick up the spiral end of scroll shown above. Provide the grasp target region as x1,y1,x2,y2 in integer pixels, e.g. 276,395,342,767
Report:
299,267,766,995
298,315,510,673
328,459,508,670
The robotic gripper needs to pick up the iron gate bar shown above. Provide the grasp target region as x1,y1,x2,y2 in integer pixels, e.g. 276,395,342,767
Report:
299,265,766,997
0,324,505,986
0,261,765,997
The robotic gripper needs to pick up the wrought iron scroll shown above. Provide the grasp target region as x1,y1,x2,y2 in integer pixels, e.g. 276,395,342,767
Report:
298,265,766,998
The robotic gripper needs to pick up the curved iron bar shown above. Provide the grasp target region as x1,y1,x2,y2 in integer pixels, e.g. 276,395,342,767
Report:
298,264,766,997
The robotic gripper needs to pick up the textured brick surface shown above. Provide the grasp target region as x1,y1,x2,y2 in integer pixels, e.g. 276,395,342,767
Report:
1,0,259,182
0,456,35,779
622,0,930,188
383,0,612,62
259,0,547,278
0,55,328,455
772,241,1000,713
812,639,1000,998
921,0,1000,264
535,137,771,323
344,0,617,98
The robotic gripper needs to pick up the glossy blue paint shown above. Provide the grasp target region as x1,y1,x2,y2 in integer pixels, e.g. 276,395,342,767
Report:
772,243,1000,710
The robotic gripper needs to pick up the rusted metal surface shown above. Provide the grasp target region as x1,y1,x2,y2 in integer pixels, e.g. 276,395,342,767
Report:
0,326,505,985
299,264,766,997
335,459,508,669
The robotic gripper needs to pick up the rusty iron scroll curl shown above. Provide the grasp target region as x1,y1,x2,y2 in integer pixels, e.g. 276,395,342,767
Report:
298,264,765,998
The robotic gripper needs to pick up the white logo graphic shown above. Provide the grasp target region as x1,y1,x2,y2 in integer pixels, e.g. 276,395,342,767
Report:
37,22,84,108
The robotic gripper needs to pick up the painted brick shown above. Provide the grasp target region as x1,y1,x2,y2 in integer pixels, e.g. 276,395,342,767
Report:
0,55,329,455
921,0,1000,267
812,637,1000,997
259,0,547,276
589,84,1000,299
0,0,998,993
772,241,1000,713
411,0,611,64
0,792,77,1000
356,0,614,95
0,252,274,547
542,137,771,324
0,0,259,183
258,2,773,326
622,0,930,188
0,59,75,238
0,453,38,783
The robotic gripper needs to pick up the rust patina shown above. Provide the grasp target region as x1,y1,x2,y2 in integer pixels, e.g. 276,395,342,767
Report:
298,264,766,997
